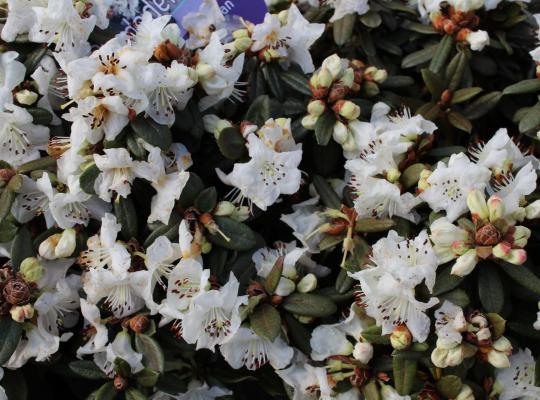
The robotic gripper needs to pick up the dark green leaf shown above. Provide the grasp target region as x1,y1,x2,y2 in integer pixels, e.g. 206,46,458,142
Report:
80,163,100,195
217,127,247,160
10,226,35,272
436,375,463,399
392,357,417,395
518,102,540,133
447,111,472,133
132,116,172,151
136,368,160,387
69,360,108,380
429,34,454,74
88,382,117,400
179,172,205,208
312,175,341,209
463,91,502,120
433,265,465,295
314,110,336,146
207,216,257,251
361,325,390,345
27,107,53,125
281,71,313,97
125,388,147,400
401,45,437,68
135,334,165,373
0,318,23,365
355,218,395,232
282,293,337,318
450,87,483,104
114,196,138,240
265,64,285,101
333,14,356,46
194,187,218,213
250,303,282,341
499,261,540,296
264,256,284,294
421,69,445,98
503,79,540,95
478,267,504,313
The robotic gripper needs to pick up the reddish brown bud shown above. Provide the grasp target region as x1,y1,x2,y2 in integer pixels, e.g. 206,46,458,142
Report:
443,20,456,35
328,83,350,103
129,315,150,334
0,169,16,183
2,278,31,305
456,28,471,42
270,295,283,306
475,223,502,246
432,15,446,31
440,89,452,105
113,375,128,391
247,281,267,298
350,367,370,387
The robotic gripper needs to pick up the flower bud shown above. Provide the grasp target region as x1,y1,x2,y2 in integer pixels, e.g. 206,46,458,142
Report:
297,273,317,293
20,257,44,283
525,199,540,219
476,327,491,342
10,304,34,323
334,100,360,120
322,54,343,79
15,89,38,106
386,168,401,184
363,81,380,97
3,279,31,305
487,349,510,368
39,233,61,260
373,69,388,83
511,226,531,248
297,315,315,324
196,63,215,81
332,121,349,144
214,201,235,216
128,315,150,333
431,347,451,368
456,385,474,400
417,169,432,191
492,336,512,353
275,277,296,297
307,100,326,117
467,190,489,220
302,114,319,130
234,37,253,53
451,249,478,277
353,342,373,364
342,134,358,153
203,115,232,139
232,28,249,39
56,228,77,258
390,325,412,350
487,195,504,222
318,68,334,88
493,243,527,265
466,30,490,52
339,68,355,88
231,206,250,222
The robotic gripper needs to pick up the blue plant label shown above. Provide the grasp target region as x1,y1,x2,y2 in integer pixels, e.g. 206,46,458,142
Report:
110,0,267,36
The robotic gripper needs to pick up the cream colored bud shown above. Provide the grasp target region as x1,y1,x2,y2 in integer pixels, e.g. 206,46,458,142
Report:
525,199,540,219
15,89,38,106
231,206,250,222
10,304,34,323
487,195,505,222
476,327,491,342
373,69,388,83
275,277,296,297
196,63,216,81
232,28,249,39
332,121,349,144
277,10,289,25
214,201,235,216
307,100,326,117
487,350,510,368
353,342,374,364
234,37,253,53
339,68,355,87
390,325,412,350
451,249,478,277
55,228,76,258
322,54,343,79
302,114,319,130
386,168,401,184
297,273,317,293
456,385,474,400
492,336,512,353
467,190,489,220
337,101,361,121
318,68,334,88
512,226,531,248
39,233,61,260
20,257,44,283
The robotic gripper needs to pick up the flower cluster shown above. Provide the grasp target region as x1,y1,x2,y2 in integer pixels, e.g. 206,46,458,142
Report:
2,0,540,399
